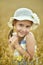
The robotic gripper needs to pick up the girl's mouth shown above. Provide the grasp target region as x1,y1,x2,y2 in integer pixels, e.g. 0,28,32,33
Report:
20,31,25,34
19,31,27,36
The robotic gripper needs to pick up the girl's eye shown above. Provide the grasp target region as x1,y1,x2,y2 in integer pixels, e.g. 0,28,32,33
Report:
19,24,23,26
26,26,31,28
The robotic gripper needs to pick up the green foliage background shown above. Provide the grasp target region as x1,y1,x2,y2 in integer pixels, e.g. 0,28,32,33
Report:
0,0,43,65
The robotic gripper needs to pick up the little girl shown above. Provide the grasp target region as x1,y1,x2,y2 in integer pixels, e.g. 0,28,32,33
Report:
8,8,40,64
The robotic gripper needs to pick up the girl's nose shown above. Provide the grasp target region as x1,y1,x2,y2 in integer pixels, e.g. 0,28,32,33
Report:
22,27,27,32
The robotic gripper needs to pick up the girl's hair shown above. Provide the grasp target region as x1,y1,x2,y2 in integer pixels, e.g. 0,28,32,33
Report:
8,29,13,39
8,19,18,39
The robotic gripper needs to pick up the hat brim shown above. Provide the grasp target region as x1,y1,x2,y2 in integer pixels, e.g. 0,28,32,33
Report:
8,16,40,30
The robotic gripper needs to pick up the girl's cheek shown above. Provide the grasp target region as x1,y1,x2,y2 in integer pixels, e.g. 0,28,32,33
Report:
26,31,29,35
16,27,21,32
26,29,30,34
17,26,22,30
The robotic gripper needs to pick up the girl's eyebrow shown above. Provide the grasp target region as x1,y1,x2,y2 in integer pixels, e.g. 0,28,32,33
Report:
26,24,32,28
26,24,31,26
19,23,23,25
18,23,24,25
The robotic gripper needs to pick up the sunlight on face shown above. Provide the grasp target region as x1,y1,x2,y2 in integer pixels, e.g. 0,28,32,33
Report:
14,20,33,37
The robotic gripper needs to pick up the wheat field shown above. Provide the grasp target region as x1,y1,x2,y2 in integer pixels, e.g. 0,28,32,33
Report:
0,0,43,65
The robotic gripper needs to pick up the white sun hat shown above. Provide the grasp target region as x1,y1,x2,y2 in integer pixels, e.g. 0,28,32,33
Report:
8,8,40,30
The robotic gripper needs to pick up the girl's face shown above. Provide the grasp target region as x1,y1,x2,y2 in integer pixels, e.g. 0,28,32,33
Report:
14,20,33,37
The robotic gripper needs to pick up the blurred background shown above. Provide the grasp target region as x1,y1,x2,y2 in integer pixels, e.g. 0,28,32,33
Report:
0,0,43,65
